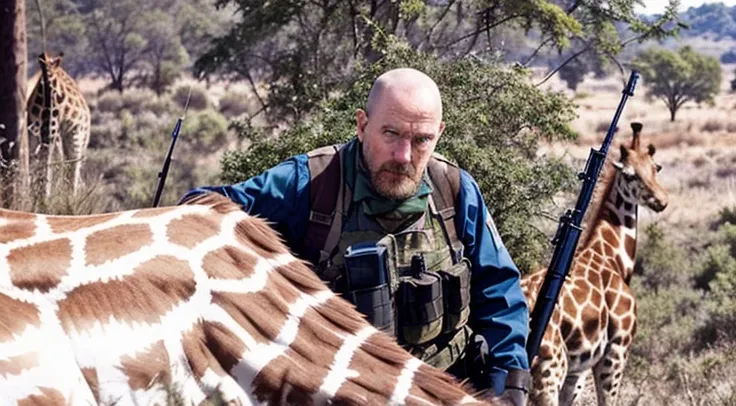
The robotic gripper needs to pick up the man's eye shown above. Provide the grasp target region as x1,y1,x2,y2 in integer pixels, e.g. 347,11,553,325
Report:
414,136,431,145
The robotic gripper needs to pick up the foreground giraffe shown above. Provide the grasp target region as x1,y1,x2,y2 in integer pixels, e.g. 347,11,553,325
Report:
26,52,91,197
0,192,497,405
522,122,668,406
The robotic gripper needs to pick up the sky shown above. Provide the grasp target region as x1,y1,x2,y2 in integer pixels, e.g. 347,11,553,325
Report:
637,0,736,14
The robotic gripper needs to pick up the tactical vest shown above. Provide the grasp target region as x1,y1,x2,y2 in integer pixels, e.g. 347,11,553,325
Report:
303,143,472,371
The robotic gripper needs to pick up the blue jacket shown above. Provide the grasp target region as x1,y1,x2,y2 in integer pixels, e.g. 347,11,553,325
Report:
182,140,530,390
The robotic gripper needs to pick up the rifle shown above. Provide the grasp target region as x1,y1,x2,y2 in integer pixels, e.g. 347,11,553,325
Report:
525,70,640,362
151,85,193,207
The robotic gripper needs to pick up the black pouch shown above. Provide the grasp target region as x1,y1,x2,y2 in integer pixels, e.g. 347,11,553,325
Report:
344,242,394,335
398,259,444,345
437,258,471,334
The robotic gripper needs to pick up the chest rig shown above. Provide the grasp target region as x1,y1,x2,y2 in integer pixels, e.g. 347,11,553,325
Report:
303,142,472,371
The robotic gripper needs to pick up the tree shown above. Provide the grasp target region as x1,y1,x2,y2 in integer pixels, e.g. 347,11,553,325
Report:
196,0,681,127
220,37,578,273
0,0,30,205
633,46,722,122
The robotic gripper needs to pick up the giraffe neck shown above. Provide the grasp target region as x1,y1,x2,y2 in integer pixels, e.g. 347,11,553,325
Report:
592,171,638,283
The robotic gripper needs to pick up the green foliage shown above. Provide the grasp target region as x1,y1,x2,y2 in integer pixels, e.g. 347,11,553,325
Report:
181,109,230,152
635,223,694,291
198,0,680,127
633,46,722,121
220,38,577,272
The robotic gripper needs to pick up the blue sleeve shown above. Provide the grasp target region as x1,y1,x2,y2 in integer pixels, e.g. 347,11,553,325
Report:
181,155,311,246
456,170,530,373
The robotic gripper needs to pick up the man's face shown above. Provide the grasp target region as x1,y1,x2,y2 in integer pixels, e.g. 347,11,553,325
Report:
356,91,445,200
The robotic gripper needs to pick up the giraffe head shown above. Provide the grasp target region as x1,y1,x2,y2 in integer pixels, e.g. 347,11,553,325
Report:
37,52,64,71
612,122,668,212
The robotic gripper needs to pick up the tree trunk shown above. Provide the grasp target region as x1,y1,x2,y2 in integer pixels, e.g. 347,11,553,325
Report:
669,105,676,122
0,0,29,207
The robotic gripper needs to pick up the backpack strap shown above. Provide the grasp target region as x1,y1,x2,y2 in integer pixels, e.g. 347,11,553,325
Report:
427,153,462,263
305,144,350,264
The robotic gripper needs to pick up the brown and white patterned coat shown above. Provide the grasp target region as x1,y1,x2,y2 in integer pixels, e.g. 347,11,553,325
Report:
0,193,495,405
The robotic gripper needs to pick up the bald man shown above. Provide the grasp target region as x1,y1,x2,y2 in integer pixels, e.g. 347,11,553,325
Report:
182,68,531,405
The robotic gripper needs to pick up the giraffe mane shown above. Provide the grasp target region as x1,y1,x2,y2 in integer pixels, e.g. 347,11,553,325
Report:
575,153,617,256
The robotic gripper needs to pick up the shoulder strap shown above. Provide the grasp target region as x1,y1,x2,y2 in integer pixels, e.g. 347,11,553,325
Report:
427,153,462,262
305,144,350,264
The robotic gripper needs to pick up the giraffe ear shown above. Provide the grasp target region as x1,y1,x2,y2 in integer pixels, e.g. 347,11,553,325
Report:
631,122,642,150
648,143,656,156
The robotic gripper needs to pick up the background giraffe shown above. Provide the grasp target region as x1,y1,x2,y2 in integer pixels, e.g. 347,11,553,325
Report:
521,122,669,406
26,52,91,198
0,192,497,405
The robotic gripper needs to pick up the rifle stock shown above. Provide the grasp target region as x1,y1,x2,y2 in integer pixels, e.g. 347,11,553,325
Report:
525,70,640,362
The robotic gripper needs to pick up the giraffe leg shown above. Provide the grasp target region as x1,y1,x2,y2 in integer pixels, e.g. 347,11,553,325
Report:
530,340,567,406
559,369,590,406
593,338,630,406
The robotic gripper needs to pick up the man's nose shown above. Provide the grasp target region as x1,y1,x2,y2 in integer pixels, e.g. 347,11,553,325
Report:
393,138,412,164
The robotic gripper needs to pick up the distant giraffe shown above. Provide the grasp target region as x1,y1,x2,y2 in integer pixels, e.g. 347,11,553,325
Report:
26,52,91,197
522,122,669,406
0,192,495,405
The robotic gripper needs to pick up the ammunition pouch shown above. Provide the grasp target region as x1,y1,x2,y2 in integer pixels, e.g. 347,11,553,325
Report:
397,271,444,345
343,241,394,335
438,258,471,334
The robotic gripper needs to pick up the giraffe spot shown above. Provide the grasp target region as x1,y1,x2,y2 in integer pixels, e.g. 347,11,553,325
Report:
235,217,289,259
0,219,35,243
81,367,100,403
614,371,622,380
542,369,551,378
201,320,247,374
71,111,79,119
84,224,153,266
41,110,50,120
31,105,40,116
621,315,633,331
615,295,633,313
624,216,635,229
624,235,636,259
57,256,196,331
615,194,624,208
8,238,72,292
604,382,613,391
0,352,40,378
604,358,613,367
181,321,232,382
603,243,615,257
63,105,70,116
601,228,618,245
18,387,67,406
167,213,223,250
35,95,43,105
131,207,174,218
579,351,593,364
119,340,171,390
252,351,324,404
567,329,583,350
52,109,59,117
621,335,632,347
202,246,258,280
583,315,599,338
47,212,119,233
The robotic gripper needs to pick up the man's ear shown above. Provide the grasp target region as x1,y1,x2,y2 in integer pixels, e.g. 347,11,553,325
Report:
438,121,446,137
356,108,368,142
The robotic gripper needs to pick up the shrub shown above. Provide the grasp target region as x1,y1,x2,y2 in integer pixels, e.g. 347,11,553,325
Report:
218,91,252,118
172,84,210,111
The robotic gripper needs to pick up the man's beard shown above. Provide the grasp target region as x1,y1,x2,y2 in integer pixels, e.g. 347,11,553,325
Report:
368,160,423,200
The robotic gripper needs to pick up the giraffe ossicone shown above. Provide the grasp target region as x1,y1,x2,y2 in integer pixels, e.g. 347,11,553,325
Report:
522,122,669,406
0,193,492,405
